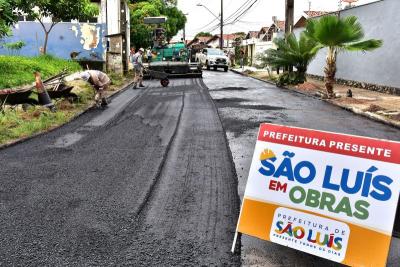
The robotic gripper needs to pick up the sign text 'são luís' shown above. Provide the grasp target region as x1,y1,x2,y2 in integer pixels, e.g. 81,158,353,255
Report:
233,123,400,266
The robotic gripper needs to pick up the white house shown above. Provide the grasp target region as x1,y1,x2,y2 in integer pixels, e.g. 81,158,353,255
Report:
242,17,285,66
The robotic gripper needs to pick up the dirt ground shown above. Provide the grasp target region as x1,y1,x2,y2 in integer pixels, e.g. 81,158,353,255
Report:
248,70,400,127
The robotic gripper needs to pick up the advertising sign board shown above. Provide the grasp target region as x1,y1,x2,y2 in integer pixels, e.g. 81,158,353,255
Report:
234,123,400,266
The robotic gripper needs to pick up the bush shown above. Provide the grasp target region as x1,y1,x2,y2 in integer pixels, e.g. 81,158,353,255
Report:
4,41,26,55
0,55,82,89
276,72,306,87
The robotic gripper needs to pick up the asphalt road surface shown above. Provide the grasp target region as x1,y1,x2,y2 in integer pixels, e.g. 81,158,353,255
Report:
1,71,399,267
0,79,240,266
204,70,400,267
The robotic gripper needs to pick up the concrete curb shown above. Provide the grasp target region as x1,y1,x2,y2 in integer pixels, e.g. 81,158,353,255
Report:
0,79,134,151
230,69,400,130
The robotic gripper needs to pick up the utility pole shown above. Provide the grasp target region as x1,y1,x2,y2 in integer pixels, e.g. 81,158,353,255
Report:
196,2,223,48
183,13,188,45
285,0,294,72
220,0,224,49
285,0,294,34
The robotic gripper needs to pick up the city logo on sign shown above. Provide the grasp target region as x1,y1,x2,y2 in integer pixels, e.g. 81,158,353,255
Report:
270,207,350,262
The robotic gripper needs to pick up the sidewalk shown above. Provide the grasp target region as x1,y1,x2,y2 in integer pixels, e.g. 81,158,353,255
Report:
232,67,400,129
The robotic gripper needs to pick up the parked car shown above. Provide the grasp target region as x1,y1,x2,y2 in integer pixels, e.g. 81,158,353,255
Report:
195,48,229,72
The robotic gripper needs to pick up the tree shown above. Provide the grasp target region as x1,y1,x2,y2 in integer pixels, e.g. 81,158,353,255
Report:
261,32,320,83
16,0,99,54
233,32,246,38
0,0,18,38
194,32,213,38
163,5,186,42
304,15,382,98
129,0,186,49
130,0,162,49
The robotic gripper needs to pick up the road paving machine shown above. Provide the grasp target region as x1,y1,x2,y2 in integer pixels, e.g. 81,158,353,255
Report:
143,17,202,81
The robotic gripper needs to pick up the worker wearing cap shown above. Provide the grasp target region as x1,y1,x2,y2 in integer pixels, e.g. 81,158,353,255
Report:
132,48,145,89
78,70,111,108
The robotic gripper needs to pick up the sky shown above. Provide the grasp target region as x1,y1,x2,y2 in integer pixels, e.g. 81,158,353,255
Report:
176,0,378,40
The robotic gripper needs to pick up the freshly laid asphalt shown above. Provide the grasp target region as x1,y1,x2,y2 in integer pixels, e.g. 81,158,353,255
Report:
1,70,399,266
0,78,240,266
204,70,400,267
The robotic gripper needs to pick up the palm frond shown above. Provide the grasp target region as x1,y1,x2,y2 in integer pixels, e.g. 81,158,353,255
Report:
305,15,366,47
261,33,321,73
343,39,383,52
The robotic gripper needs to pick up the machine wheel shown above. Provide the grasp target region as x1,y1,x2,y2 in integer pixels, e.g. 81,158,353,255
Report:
213,66,217,71
161,78,170,87
224,66,228,72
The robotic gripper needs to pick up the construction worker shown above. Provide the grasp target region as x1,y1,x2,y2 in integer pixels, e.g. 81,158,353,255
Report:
77,70,111,108
132,47,145,89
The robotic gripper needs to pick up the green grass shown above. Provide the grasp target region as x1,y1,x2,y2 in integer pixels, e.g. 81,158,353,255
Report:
0,108,74,144
0,69,132,145
0,84,94,145
0,55,82,89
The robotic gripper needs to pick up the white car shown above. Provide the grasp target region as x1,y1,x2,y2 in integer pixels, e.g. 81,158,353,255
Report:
196,48,229,72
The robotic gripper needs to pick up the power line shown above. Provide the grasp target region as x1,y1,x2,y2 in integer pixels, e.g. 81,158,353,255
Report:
226,0,260,26
223,0,254,23
199,0,255,32
206,0,259,32
195,16,219,31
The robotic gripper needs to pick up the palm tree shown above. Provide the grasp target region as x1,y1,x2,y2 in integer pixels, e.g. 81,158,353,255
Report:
262,32,321,83
304,15,382,98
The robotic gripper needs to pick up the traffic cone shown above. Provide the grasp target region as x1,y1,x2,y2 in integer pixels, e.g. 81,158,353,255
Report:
34,72,56,112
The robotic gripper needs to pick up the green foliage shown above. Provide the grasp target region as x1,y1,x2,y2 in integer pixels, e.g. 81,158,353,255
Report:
304,15,382,97
233,32,246,38
304,15,383,51
276,72,305,87
3,41,26,55
16,0,99,22
164,0,177,6
0,108,71,144
130,1,161,49
0,0,18,37
260,33,321,84
194,32,213,38
164,5,186,41
0,55,82,89
130,0,186,49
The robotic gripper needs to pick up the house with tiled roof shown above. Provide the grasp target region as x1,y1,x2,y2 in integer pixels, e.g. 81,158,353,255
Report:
276,20,286,31
294,11,331,29
187,36,213,48
245,31,259,40
206,34,245,49
241,17,286,66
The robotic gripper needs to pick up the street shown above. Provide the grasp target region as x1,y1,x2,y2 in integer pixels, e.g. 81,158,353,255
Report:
0,70,399,266
0,78,240,266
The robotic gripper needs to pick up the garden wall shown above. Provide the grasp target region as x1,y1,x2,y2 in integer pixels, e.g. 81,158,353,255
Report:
0,21,106,62
305,0,400,90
